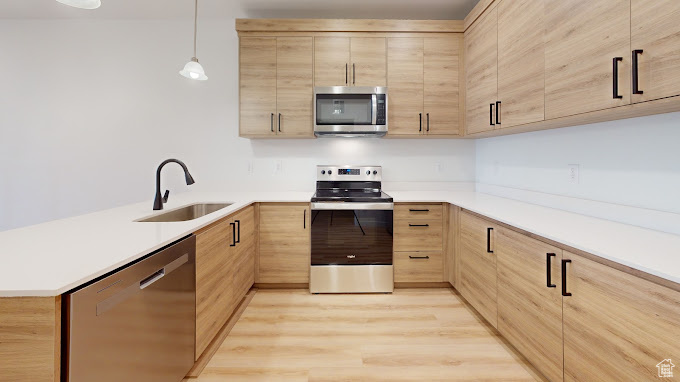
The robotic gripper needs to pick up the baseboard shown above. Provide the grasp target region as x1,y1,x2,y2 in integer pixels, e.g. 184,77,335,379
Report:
394,282,451,288
254,283,309,289
185,288,257,379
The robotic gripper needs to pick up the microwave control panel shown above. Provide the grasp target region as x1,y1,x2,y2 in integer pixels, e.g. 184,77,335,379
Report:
376,94,386,125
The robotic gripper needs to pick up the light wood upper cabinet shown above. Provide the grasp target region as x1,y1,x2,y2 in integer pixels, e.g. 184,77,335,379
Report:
458,211,498,328
388,37,461,136
314,37,386,87
631,0,680,103
240,37,313,138
314,37,350,86
562,251,680,381
545,0,631,119
424,36,462,136
465,6,498,134
276,37,313,137
496,228,564,382
350,37,387,86
239,37,277,137
497,0,545,128
195,217,235,359
232,206,256,305
258,203,310,283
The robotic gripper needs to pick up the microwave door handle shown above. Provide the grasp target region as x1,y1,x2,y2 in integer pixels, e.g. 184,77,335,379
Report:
372,94,377,125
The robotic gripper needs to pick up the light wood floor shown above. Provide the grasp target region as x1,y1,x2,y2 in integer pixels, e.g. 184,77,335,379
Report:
189,288,543,381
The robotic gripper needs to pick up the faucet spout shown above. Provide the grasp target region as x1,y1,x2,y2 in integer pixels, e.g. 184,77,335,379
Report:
153,159,195,210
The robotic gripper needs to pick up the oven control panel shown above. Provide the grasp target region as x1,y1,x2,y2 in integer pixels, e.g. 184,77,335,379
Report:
317,165,382,181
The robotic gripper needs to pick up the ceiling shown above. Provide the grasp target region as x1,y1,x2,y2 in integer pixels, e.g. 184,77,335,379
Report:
0,0,480,20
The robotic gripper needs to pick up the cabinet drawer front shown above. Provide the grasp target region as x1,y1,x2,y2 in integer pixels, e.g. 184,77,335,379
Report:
394,252,443,282
393,219,443,252
395,204,443,220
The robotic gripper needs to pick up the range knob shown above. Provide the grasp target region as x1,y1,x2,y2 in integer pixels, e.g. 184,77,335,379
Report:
328,170,333,175
321,170,326,175
366,170,371,175
373,170,378,175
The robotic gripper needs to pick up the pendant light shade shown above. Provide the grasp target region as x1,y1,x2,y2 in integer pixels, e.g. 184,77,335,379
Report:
180,0,208,81
55,0,101,9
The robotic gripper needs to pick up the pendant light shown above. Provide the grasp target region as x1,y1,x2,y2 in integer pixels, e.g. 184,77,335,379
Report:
179,0,208,81
55,0,101,9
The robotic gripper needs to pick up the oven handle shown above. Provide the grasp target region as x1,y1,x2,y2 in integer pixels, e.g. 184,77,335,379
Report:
311,202,394,211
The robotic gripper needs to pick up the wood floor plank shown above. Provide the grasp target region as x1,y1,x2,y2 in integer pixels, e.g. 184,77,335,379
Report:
191,288,541,382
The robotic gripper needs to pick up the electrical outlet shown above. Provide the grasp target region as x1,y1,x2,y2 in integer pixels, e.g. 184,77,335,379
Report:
275,160,283,174
435,163,442,173
247,161,253,175
568,164,580,184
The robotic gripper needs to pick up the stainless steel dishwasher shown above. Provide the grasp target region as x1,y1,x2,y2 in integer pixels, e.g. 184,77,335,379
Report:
64,235,196,382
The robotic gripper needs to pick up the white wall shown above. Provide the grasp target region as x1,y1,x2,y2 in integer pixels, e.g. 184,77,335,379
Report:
0,19,476,231
476,113,680,233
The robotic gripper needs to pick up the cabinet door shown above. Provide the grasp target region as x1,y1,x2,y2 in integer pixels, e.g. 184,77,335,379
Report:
563,252,680,382
465,6,498,134
258,203,310,283
232,206,255,305
387,38,424,136
424,36,461,136
240,37,277,137
497,228,564,382
350,37,386,86
498,0,545,128
545,0,631,119
195,218,235,359
314,37,350,86
277,37,313,137
631,0,680,103
458,212,497,328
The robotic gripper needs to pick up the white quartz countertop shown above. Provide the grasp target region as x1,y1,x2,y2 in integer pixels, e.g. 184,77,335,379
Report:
1,190,678,297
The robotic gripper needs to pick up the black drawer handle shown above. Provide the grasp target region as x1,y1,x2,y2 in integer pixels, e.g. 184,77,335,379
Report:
546,253,556,288
486,227,494,253
562,259,572,296
235,220,241,244
229,222,236,247
613,57,623,99
633,49,643,95
408,224,429,227
489,103,495,126
409,256,430,259
409,209,430,212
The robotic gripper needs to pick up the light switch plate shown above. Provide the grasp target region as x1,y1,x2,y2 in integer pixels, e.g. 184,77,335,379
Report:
568,164,580,184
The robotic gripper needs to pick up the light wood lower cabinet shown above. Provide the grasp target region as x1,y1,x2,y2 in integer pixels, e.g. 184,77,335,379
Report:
393,204,445,282
232,206,255,304
562,251,680,382
393,219,443,252
446,205,460,287
496,228,564,382
258,203,311,283
458,211,498,328
394,252,443,282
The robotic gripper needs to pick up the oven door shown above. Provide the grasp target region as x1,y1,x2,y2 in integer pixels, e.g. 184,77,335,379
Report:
311,203,393,266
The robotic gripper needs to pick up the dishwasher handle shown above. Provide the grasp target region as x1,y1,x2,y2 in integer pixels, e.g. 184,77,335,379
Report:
140,269,165,289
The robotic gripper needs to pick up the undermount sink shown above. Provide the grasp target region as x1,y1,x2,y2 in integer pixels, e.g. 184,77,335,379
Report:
136,203,232,222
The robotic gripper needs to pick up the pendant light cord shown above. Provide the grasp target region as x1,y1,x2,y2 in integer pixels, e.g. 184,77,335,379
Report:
193,0,198,58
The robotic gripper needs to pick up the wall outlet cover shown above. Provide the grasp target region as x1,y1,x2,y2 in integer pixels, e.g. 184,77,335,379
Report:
568,164,580,184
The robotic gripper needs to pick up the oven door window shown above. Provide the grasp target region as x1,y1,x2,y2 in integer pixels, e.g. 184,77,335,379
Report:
311,209,393,265
316,94,373,125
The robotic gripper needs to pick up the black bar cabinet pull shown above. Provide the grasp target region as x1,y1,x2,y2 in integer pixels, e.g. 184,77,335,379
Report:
409,223,429,227
353,63,356,85
426,113,430,132
229,222,236,247
419,113,422,132
490,104,495,126
303,209,306,229
546,253,556,288
270,113,274,132
345,63,348,85
409,209,430,212
633,49,643,94
613,57,623,99
562,259,572,296
278,113,281,132
486,227,494,253
496,101,501,125
409,256,430,259
235,220,241,244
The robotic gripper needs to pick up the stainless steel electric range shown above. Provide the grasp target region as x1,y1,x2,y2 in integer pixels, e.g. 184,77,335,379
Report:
310,165,394,293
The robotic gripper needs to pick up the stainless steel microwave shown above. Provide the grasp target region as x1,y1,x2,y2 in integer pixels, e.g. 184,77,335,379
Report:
314,86,387,137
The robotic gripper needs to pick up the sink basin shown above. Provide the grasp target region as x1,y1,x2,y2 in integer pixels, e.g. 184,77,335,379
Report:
136,203,232,222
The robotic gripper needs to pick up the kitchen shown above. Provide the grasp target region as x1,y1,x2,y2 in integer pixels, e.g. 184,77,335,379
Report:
1,0,679,381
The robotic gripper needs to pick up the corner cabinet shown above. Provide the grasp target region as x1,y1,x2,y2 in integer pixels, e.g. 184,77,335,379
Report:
387,36,462,137
239,37,314,138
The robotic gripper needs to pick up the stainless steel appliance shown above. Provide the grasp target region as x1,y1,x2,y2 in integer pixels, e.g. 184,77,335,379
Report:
314,86,387,137
64,235,196,382
310,165,393,293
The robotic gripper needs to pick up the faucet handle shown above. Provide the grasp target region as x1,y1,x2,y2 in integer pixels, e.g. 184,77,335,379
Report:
163,190,170,203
